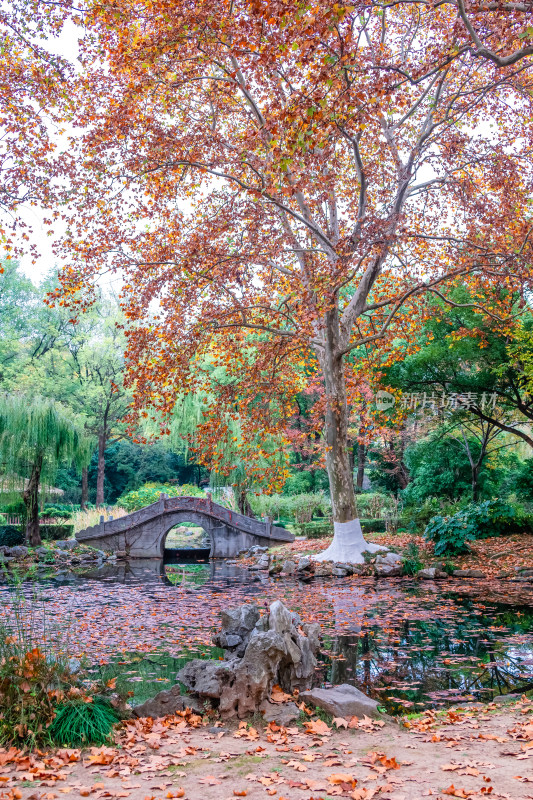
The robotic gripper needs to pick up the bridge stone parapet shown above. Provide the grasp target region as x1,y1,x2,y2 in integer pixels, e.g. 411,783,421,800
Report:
75,494,294,559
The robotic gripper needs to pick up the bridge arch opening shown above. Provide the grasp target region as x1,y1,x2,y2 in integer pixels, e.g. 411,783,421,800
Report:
163,521,211,563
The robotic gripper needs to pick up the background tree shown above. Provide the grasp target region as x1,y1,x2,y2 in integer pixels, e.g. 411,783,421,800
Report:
0,394,89,545
54,3,533,561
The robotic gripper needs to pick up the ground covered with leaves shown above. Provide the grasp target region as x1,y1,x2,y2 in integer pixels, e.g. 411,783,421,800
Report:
3,698,533,800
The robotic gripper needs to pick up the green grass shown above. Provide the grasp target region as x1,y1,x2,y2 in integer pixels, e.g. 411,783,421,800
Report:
48,699,120,746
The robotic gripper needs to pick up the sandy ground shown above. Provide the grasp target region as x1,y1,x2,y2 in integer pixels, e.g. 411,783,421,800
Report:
3,699,533,800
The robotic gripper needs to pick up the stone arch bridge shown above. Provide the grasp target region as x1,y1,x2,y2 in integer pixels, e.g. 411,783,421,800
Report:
75,494,294,558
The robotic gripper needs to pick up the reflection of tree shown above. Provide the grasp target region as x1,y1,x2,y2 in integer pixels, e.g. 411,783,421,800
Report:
320,597,533,712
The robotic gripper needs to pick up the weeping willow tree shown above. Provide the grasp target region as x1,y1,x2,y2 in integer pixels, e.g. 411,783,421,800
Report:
0,395,91,545
167,392,289,515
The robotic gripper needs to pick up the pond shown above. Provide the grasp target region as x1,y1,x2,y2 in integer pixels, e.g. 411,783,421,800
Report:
1,559,533,715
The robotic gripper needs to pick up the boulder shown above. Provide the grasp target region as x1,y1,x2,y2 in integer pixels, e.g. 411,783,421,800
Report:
332,567,350,577
313,563,333,578
299,683,381,719
375,564,402,577
260,699,300,725
334,563,354,575
297,556,312,571
282,559,296,575
452,569,486,578
177,600,320,719
417,567,448,579
269,562,283,576
376,552,402,567
54,539,78,550
132,685,204,718
8,546,28,558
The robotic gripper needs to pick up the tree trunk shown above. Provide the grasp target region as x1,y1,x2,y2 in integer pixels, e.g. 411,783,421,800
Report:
356,442,366,491
96,432,106,506
472,467,480,502
313,309,386,564
23,454,43,547
81,466,88,510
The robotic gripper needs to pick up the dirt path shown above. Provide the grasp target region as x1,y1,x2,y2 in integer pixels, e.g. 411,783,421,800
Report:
2,699,533,800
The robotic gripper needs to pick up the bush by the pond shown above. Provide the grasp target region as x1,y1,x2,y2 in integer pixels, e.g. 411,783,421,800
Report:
425,499,532,556
40,524,75,540
118,482,205,512
293,519,332,538
0,525,24,547
402,540,423,575
0,637,74,747
48,698,120,746
249,491,330,523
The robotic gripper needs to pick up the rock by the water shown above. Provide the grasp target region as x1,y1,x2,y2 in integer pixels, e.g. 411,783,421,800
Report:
332,567,350,577
177,600,320,719
418,567,448,580
297,556,312,571
132,685,204,718
213,603,260,657
452,569,486,578
375,564,402,577
300,684,380,719
269,562,283,576
54,539,78,550
282,559,296,575
334,562,354,575
313,563,333,577
376,552,402,567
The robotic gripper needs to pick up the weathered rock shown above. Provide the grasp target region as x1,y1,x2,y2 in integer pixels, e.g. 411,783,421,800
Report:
299,684,381,719
452,569,486,578
297,556,312,571
54,539,78,550
418,567,436,579
375,564,402,577
177,600,320,718
269,562,283,576
213,603,260,657
260,699,300,725
334,562,354,575
132,685,204,718
313,563,333,577
282,559,296,575
332,567,350,577
494,693,521,704
35,546,51,559
376,552,402,567
8,546,28,558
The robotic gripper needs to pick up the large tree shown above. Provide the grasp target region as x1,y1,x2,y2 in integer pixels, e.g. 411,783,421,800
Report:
55,3,533,561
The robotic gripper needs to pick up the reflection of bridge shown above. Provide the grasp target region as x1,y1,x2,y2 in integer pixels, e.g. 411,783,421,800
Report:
76,494,293,558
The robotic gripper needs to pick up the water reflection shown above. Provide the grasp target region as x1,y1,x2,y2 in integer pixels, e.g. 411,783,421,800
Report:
1,558,532,713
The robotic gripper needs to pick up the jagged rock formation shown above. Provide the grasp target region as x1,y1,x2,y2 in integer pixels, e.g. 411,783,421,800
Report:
177,600,320,719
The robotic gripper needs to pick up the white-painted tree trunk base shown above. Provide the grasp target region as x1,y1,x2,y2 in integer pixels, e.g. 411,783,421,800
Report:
311,518,388,565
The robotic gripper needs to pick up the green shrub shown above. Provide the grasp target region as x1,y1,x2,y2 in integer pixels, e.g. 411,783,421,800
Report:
424,499,530,556
40,524,75,541
355,492,398,519
0,525,24,547
293,520,332,538
359,518,387,533
118,482,204,511
249,492,330,523
40,506,72,520
48,699,119,746
402,540,422,575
